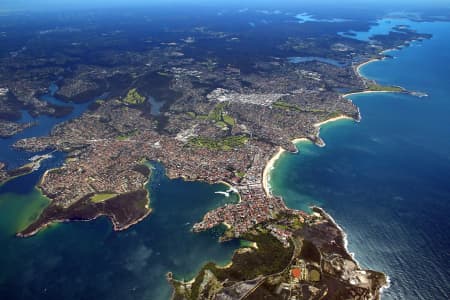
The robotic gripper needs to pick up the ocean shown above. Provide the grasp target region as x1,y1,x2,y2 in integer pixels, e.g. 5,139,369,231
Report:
1,17,449,300
270,20,450,299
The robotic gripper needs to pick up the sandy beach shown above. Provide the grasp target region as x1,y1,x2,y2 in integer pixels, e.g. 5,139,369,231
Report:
342,90,396,98
262,147,286,196
218,180,241,201
291,137,310,144
218,261,233,269
313,115,354,128
223,222,232,229
355,58,380,76
262,116,355,197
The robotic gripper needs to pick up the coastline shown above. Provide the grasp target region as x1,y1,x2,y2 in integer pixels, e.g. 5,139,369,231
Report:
262,115,354,197
262,147,286,197
342,90,396,98
355,58,381,76
351,48,408,298
261,56,392,294
313,115,354,128
218,180,241,202
313,206,389,295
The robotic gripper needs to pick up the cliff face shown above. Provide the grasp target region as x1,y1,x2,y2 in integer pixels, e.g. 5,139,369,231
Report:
170,208,387,300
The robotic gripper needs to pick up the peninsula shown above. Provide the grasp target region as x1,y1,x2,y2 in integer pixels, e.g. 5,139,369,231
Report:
0,10,433,299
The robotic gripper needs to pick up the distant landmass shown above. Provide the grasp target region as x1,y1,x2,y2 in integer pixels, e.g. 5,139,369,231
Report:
0,3,448,300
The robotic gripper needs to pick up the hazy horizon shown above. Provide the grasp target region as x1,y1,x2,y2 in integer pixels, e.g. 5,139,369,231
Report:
1,0,450,13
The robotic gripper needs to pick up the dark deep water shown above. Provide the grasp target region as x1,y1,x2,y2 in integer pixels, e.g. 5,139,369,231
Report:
271,21,450,299
1,15,450,300
0,87,239,300
0,162,240,300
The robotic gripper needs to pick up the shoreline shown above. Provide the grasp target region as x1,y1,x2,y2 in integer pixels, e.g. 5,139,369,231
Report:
261,55,392,293
342,90,397,97
354,52,398,298
262,115,354,197
262,147,287,197
218,180,241,202
313,206,389,295
355,58,381,76
313,115,354,128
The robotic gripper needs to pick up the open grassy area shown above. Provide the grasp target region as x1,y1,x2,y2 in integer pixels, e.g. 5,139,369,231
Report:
273,101,330,114
273,101,303,111
235,170,246,178
222,114,236,126
208,102,226,122
186,111,196,118
188,135,248,151
325,111,344,119
90,193,118,203
204,103,237,127
116,130,137,141
123,88,146,105
215,121,228,129
367,84,404,92
188,103,236,128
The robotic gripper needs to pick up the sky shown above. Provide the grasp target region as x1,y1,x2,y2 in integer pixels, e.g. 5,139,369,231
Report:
1,0,450,12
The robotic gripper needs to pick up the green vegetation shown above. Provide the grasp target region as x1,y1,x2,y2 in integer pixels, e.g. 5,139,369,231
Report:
367,84,404,92
196,114,209,120
208,102,226,122
309,269,321,282
188,135,248,151
222,114,236,126
291,217,303,230
215,121,228,129
273,101,303,111
3,165,34,185
274,211,304,230
325,111,344,119
191,104,236,128
235,171,246,178
275,224,289,230
116,130,137,141
273,101,330,114
299,240,321,264
186,111,196,118
90,193,117,203
116,135,129,141
202,103,237,128
240,240,257,249
188,230,294,299
123,88,146,105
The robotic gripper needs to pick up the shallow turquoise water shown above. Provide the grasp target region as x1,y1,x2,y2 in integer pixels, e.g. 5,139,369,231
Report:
1,16,449,300
0,89,240,299
271,21,450,299
0,163,239,299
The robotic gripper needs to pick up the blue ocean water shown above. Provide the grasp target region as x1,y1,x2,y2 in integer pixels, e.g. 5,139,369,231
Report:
0,84,92,169
0,163,240,299
339,18,419,41
0,90,240,299
1,15,449,300
271,21,450,299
